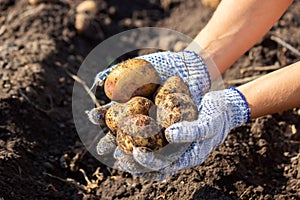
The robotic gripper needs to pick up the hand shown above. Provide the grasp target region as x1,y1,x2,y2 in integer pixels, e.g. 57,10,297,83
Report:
93,50,211,104
90,50,212,175
117,87,250,180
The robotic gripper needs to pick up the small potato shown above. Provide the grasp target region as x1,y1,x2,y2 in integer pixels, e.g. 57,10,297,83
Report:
154,76,190,105
75,0,98,33
116,114,167,154
104,58,161,102
201,0,221,9
157,93,198,128
76,0,98,14
105,97,154,134
28,0,41,5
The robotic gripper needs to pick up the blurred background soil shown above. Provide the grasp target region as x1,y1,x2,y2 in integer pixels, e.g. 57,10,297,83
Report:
0,0,299,199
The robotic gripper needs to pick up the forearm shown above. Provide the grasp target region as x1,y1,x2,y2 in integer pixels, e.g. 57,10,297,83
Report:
237,61,300,119
187,0,293,77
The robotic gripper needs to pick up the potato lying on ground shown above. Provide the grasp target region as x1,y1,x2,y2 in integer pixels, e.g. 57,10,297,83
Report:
116,114,167,154
201,0,221,9
105,97,154,134
154,76,191,105
157,93,198,128
75,0,98,34
104,58,161,102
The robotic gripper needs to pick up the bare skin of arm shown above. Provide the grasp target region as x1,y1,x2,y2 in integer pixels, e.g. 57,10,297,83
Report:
237,61,300,119
187,0,294,78
186,0,299,118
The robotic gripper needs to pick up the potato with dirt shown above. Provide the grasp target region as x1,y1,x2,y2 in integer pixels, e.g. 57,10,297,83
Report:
154,76,191,105
104,58,161,102
116,114,167,154
157,93,198,128
105,96,154,134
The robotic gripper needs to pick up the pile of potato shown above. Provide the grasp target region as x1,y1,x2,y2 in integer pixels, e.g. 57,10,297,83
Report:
90,58,198,154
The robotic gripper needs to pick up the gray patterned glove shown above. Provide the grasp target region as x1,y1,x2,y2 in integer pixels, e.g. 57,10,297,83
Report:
91,50,211,156
118,87,250,180
94,50,211,104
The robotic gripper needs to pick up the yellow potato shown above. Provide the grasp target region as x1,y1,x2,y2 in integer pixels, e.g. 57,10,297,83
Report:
75,0,98,33
104,58,161,102
116,114,166,154
154,76,190,105
157,93,198,128
105,97,154,134
201,0,221,9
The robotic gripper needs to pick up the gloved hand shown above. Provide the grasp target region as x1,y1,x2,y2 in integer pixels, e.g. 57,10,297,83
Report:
116,87,250,180
90,50,212,176
93,50,211,105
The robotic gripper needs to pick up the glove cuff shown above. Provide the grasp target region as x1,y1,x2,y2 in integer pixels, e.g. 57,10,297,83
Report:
225,87,251,127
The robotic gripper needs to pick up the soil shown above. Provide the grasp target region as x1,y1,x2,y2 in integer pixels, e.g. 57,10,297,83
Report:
0,0,299,199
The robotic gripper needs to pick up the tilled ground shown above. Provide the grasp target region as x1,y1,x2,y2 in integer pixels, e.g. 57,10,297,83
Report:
0,0,299,199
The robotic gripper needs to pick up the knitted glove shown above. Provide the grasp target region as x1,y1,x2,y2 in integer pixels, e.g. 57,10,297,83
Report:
118,87,250,180
92,50,211,157
94,50,211,104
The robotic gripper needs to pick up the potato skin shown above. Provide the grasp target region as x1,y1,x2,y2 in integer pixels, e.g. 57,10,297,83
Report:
157,93,198,128
104,58,161,102
116,114,166,154
105,97,154,134
154,76,190,105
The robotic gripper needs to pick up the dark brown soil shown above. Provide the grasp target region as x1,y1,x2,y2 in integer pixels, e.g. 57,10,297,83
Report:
1,0,299,199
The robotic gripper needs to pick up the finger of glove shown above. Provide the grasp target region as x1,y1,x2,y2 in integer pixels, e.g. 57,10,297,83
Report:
132,143,190,171
96,132,117,156
138,52,179,81
113,147,152,174
94,65,116,87
134,141,214,181
146,141,213,177
164,118,214,143
86,101,116,125
170,51,211,104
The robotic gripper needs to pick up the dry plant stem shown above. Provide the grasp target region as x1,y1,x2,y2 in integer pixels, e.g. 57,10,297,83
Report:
64,68,100,107
19,90,54,114
270,35,300,57
225,75,263,85
44,172,86,191
240,63,281,74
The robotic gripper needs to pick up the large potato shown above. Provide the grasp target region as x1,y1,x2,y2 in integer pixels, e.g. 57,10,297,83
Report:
116,114,167,154
154,76,191,105
105,96,154,134
104,58,161,102
157,93,198,128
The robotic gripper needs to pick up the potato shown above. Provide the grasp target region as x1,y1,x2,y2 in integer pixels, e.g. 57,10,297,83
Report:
75,0,98,33
154,76,190,105
201,0,221,9
116,114,167,154
104,58,161,102
157,93,198,128
76,0,97,14
105,97,154,134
